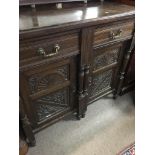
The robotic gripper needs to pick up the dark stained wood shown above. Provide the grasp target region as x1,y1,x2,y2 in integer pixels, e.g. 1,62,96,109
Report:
20,32,80,66
19,122,29,155
19,97,36,146
20,57,78,130
19,2,134,39
19,1,135,145
88,41,128,102
77,65,85,120
113,33,135,98
77,27,93,119
114,0,135,6
19,0,86,6
83,65,90,96
94,20,134,46
120,49,135,95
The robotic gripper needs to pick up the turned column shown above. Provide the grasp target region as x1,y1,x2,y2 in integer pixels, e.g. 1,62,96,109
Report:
114,34,135,98
77,27,93,119
77,65,86,120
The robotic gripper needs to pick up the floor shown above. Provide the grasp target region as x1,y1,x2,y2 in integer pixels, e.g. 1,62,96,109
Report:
27,92,135,155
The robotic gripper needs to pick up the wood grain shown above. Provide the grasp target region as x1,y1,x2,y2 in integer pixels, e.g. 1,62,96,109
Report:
19,1,135,145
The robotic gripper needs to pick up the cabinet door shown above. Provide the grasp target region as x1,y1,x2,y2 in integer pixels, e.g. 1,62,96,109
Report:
88,42,126,102
20,57,77,131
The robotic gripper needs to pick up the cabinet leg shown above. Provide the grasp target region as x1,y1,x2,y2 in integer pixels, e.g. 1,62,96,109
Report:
77,92,86,120
113,94,117,99
113,90,117,99
20,97,36,146
76,114,81,120
28,139,36,147
82,113,85,118
21,116,36,147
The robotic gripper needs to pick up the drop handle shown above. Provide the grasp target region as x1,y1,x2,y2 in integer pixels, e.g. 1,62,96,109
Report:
37,44,60,58
110,29,122,39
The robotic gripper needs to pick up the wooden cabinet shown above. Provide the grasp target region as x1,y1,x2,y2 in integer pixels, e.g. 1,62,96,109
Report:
19,1,135,145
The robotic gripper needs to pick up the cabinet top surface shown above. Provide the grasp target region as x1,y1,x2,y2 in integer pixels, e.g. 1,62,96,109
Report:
19,2,134,32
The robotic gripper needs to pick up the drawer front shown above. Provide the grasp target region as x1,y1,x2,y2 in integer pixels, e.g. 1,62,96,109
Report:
94,21,134,46
20,32,79,66
20,57,77,129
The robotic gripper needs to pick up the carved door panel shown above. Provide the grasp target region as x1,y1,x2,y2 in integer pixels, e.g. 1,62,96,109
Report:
20,57,77,130
89,67,119,102
88,42,125,102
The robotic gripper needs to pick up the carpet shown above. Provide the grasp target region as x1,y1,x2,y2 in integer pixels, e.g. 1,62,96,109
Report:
117,143,135,155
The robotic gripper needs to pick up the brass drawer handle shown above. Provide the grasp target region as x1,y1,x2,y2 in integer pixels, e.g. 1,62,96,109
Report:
37,44,60,58
110,29,122,39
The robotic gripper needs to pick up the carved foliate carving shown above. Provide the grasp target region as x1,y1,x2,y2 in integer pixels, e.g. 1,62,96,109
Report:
35,89,69,121
93,49,119,70
90,70,113,96
29,65,68,94
57,66,68,80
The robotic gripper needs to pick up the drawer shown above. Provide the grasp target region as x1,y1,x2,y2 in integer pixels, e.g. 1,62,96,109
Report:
94,21,134,46
20,32,79,66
